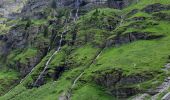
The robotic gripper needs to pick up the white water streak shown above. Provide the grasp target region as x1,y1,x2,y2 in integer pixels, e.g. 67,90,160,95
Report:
33,29,66,86
71,48,104,89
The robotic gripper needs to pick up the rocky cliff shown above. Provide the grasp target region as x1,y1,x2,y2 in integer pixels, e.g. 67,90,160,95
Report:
0,0,27,18
0,0,170,100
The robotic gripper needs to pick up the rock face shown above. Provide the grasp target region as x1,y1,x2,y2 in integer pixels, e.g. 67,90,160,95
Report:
56,0,138,9
21,0,50,19
2,24,49,76
106,32,164,47
0,0,143,98
142,3,170,13
93,69,154,97
107,0,138,9
19,0,138,19
0,0,26,18
16,54,43,77
2,24,37,54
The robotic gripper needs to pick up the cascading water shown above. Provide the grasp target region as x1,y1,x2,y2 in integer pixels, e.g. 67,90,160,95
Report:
119,15,124,26
71,47,104,88
19,67,36,84
73,0,81,21
60,2,82,88
59,47,105,100
59,3,126,97
33,26,68,87
58,1,82,99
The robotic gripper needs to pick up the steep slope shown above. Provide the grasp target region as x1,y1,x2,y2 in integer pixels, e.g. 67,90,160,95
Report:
0,0,170,100
0,0,28,96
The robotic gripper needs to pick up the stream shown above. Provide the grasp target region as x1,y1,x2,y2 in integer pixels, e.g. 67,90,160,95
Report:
33,26,67,86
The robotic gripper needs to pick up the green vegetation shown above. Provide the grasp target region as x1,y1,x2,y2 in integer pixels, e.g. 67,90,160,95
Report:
125,0,170,12
0,0,170,100
7,48,38,64
0,70,18,96
72,84,114,100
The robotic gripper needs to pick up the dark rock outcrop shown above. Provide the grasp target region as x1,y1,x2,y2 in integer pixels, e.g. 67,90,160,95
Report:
93,68,123,87
142,3,170,13
15,54,43,77
0,22,49,77
93,69,154,97
48,66,67,80
111,88,139,98
106,32,164,47
0,0,24,19
21,0,50,19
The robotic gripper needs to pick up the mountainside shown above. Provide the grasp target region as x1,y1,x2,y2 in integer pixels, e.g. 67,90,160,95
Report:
0,0,170,100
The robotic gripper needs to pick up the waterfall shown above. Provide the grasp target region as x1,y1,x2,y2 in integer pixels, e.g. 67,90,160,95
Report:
73,0,81,21
59,47,106,100
19,67,36,84
119,15,124,26
71,48,104,88
33,26,67,87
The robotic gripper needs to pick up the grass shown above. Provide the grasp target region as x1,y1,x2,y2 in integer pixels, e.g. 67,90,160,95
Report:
72,84,114,100
129,11,152,19
66,44,99,68
8,48,38,64
0,66,90,100
72,2,170,99
82,20,170,88
77,8,121,29
0,69,19,96
0,44,100,100
0,24,10,34
1,0,170,100
124,0,170,12
31,19,47,26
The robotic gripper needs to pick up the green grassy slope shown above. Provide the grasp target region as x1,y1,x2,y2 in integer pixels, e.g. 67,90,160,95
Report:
1,0,170,100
